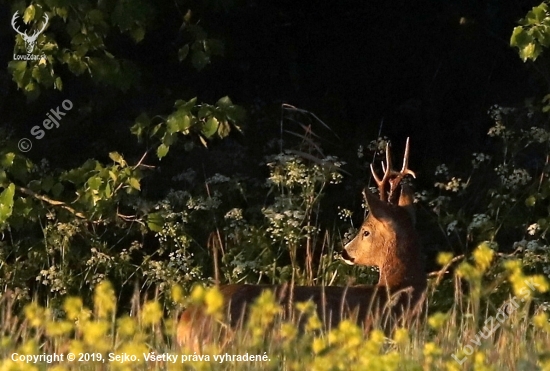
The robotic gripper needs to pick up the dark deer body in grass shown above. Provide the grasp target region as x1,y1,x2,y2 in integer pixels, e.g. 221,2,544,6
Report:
177,138,426,350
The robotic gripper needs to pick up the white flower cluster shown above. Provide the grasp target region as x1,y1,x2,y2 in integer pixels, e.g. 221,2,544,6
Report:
487,104,514,121
446,220,459,236
472,153,491,169
528,126,550,143
434,164,449,176
263,204,307,244
414,190,429,203
225,208,244,221
513,239,550,252
172,168,196,183
227,253,261,277
36,265,67,294
86,247,115,268
367,136,390,155
357,145,364,159
435,177,467,192
337,207,353,221
495,166,532,189
467,214,492,233
527,223,540,236
487,122,507,137
206,173,231,184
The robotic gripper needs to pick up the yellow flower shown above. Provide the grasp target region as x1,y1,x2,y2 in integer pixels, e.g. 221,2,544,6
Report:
171,284,184,304
423,341,442,357
533,312,550,331
117,315,137,337
280,323,298,340
473,242,494,272
24,302,50,328
306,313,322,332
393,328,409,346
68,340,85,357
190,285,206,303
437,251,454,266
204,286,224,315
63,297,84,320
312,337,326,354
94,281,116,319
81,320,110,351
428,312,448,330
141,301,162,326
46,320,73,337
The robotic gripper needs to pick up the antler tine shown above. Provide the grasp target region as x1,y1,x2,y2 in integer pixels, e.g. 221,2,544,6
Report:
400,137,416,179
36,13,48,35
387,137,416,204
11,12,25,36
370,142,392,201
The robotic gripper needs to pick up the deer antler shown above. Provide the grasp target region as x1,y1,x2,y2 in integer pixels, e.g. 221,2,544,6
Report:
11,11,49,53
11,12,26,37
370,137,416,203
30,13,48,38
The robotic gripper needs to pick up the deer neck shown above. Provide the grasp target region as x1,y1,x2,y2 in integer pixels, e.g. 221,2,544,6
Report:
377,238,425,292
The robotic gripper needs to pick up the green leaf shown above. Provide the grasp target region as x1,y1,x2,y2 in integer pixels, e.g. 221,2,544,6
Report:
131,113,150,139
511,27,531,48
530,4,548,24
178,44,190,61
54,77,63,90
129,177,141,191
191,50,210,71
147,212,164,232
519,42,541,61
0,153,15,168
167,109,191,134
217,120,231,138
51,183,64,197
205,39,224,56
109,152,127,166
157,144,169,159
41,176,54,192
87,176,103,191
130,26,146,43
202,116,219,137
23,5,36,23
88,9,104,24
216,96,233,109
0,184,15,227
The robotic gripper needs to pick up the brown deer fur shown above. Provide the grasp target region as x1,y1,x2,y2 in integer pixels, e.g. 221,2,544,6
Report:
177,139,426,351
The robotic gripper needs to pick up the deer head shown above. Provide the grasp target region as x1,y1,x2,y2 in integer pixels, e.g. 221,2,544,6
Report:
342,138,421,288
12,11,49,54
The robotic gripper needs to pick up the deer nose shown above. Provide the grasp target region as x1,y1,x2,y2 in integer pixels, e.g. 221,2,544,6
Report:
341,249,355,265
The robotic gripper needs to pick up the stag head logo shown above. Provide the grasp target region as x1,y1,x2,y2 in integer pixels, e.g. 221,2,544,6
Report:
11,11,49,54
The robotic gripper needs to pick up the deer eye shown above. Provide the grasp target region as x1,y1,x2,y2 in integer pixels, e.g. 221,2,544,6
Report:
362,230,370,238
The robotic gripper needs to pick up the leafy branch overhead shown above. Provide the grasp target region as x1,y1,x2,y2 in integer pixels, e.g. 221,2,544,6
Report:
0,149,144,229
510,2,550,61
8,1,224,100
131,96,245,159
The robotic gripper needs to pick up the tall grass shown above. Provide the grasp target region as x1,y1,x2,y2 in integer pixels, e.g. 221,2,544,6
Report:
1,244,549,371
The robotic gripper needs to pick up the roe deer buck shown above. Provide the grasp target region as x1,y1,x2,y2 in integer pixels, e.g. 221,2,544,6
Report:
177,138,426,351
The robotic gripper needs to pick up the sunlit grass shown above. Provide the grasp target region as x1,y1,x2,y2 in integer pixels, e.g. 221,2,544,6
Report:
1,245,550,371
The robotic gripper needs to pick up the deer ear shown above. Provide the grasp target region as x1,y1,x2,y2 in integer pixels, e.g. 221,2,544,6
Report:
398,184,416,226
363,189,393,221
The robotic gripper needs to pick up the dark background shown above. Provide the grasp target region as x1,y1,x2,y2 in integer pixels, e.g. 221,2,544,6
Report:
0,0,546,194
